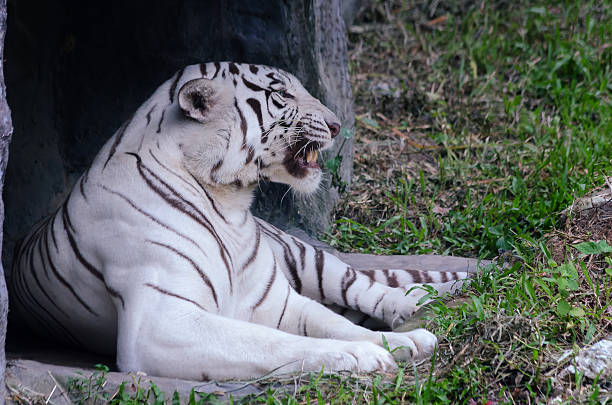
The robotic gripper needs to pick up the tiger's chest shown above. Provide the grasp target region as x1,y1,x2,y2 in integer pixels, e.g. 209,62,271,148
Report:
190,216,281,318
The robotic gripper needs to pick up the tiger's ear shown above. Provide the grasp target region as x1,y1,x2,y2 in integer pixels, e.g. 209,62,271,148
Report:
178,78,218,123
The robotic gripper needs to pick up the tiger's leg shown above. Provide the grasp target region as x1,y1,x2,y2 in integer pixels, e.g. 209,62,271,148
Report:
115,286,398,381
341,268,468,328
257,220,467,328
248,280,438,363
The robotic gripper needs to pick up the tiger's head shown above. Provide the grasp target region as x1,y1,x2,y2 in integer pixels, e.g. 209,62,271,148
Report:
174,62,341,194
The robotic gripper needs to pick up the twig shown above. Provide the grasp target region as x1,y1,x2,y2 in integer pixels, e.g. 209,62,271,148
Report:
46,385,57,404
426,15,448,26
348,24,394,34
47,371,72,404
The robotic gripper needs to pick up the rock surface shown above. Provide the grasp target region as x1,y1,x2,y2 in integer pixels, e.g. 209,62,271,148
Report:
6,359,264,403
559,338,612,380
0,0,12,401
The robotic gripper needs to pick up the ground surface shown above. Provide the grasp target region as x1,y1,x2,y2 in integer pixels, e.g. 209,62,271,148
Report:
7,0,612,403
320,0,612,403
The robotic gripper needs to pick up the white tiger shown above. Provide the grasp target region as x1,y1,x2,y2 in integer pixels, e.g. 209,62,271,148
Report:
10,62,468,380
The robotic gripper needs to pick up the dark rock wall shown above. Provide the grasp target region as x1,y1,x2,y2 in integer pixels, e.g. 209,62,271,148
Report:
2,0,354,271
0,0,11,399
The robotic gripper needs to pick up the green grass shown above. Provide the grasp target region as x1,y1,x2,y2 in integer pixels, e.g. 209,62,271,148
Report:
329,0,612,258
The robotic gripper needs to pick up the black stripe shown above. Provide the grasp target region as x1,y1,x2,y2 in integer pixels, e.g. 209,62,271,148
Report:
61,203,101,281
103,116,133,169
253,260,276,310
200,63,207,77
185,171,228,223
147,241,218,308
146,104,156,126
145,283,206,311
315,249,325,301
276,285,291,329
341,267,357,306
157,109,166,134
245,146,255,165
249,64,259,74
61,201,125,308
266,72,284,86
32,232,70,318
242,225,260,272
50,211,59,251
228,62,240,75
264,91,275,118
18,216,51,261
210,159,223,182
293,238,306,270
18,240,81,345
441,272,449,283
302,315,308,336
42,225,99,316
234,98,248,149
383,269,399,288
406,269,423,284
169,68,185,103
260,226,301,293
241,76,266,92
271,97,285,109
372,294,385,315
246,98,266,143
78,174,88,201
359,270,376,288
212,62,221,79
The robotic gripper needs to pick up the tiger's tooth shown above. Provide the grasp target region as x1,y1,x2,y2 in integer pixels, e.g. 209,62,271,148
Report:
306,150,318,163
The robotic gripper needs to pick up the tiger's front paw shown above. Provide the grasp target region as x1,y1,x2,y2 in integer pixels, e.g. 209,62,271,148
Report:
379,329,437,362
305,341,398,374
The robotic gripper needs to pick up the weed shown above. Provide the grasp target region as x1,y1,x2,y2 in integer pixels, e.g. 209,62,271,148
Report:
66,365,224,405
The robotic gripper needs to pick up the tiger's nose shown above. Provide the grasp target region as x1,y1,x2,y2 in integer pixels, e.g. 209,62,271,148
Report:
326,121,341,138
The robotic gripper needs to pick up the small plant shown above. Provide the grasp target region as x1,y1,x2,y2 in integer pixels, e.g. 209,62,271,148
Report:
68,364,112,404
324,127,354,194
66,364,225,404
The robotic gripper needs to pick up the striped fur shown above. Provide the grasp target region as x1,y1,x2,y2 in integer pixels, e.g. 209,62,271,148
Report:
10,62,469,380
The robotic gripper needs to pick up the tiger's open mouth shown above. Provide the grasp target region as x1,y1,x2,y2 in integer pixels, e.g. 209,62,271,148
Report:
283,137,327,178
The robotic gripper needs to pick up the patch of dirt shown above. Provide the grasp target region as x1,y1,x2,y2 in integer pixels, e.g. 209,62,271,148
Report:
548,182,612,263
